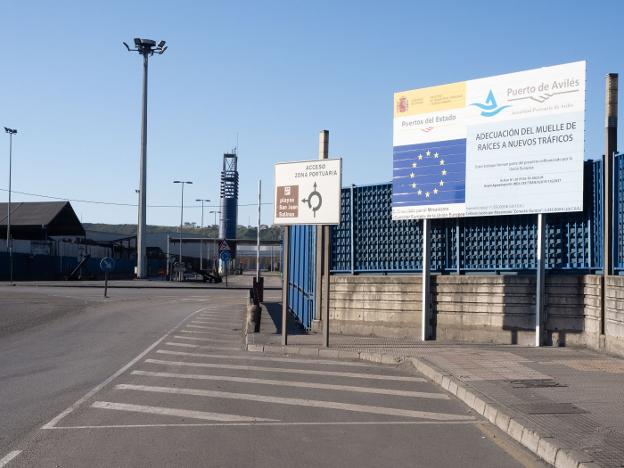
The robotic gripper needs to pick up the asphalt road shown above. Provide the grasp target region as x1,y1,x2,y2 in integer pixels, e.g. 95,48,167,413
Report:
0,285,546,467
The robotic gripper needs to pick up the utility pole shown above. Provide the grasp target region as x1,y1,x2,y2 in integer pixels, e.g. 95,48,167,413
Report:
603,73,618,336
4,127,17,285
174,180,192,281
196,198,210,270
123,38,167,279
257,180,261,279
209,210,220,270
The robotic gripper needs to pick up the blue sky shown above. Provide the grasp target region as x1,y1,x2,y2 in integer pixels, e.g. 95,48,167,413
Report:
1,0,623,227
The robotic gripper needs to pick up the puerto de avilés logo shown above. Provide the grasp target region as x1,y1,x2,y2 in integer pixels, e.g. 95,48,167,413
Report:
471,90,510,117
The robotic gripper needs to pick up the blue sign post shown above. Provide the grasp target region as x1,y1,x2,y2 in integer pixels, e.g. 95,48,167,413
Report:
220,250,231,287
99,257,115,297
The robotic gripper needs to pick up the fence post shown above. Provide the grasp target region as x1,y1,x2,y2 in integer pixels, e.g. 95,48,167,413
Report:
281,226,290,346
421,219,432,341
535,213,546,347
455,219,460,274
350,184,355,275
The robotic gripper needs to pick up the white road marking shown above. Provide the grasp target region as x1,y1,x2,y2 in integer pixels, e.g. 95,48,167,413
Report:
116,384,473,421
132,370,449,399
0,451,22,468
155,349,389,367
171,335,235,343
91,401,276,422
144,359,427,382
163,342,239,351
181,329,239,335
40,306,209,429
190,321,240,327
192,318,240,324
49,420,477,430
186,325,238,331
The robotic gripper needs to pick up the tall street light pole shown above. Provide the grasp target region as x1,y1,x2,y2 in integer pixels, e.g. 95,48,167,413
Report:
4,127,17,285
174,181,192,281
209,210,221,269
124,38,167,279
196,198,210,270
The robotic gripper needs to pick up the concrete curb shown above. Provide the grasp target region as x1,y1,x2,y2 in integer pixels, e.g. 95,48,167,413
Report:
243,343,599,468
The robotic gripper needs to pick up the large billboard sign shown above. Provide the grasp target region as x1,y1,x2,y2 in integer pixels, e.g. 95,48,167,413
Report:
274,159,342,225
392,61,586,220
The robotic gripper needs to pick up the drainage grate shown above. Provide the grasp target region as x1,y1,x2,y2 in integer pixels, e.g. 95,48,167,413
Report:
510,379,567,388
512,403,588,415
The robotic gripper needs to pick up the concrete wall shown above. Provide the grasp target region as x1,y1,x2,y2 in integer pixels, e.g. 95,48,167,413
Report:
328,274,607,349
606,276,624,356
330,275,421,337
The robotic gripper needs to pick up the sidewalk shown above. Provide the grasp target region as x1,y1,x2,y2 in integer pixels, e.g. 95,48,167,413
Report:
246,301,624,468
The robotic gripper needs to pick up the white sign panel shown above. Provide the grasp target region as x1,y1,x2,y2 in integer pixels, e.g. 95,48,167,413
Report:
274,159,342,225
392,61,586,219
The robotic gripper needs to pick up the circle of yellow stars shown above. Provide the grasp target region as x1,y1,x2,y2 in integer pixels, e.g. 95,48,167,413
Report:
408,149,448,198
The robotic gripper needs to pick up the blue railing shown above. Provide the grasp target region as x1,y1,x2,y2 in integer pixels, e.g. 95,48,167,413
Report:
287,225,316,328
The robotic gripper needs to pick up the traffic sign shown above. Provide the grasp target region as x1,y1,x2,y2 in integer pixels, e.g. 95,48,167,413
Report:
220,250,231,263
99,257,115,273
219,240,231,253
274,158,342,225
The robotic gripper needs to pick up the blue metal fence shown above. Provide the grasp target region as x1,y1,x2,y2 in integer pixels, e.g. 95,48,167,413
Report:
287,225,316,328
331,159,604,273
287,157,621,329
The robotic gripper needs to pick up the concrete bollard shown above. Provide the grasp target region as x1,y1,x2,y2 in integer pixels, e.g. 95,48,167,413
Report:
246,303,261,333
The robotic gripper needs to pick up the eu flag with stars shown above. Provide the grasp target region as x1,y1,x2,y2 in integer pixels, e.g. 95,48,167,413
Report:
392,138,466,208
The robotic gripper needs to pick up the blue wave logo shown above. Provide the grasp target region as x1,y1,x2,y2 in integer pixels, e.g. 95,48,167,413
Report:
471,90,511,117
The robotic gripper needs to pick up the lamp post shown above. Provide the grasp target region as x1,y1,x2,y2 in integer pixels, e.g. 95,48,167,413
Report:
4,127,16,284
195,198,210,270
124,38,167,279
209,210,221,269
174,180,192,281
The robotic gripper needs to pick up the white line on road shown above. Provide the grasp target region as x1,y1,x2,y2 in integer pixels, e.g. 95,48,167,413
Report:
163,343,239,351
155,349,388,367
186,325,238,331
171,336,235,343
48,420,477,430
192,318,240,324
40,306,209,429
131,370,449,399
116,384,473,421
0,451,22,468
180,329,239,335
144,359,427,382
91,401,276,422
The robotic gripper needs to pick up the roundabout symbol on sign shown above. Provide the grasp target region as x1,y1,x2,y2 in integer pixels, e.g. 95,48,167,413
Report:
301,182,322,218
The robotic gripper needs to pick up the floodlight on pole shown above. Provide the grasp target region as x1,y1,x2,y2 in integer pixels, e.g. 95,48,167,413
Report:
124,37,167,279
4,127,17,285
195,198,210,270
173,180,192,280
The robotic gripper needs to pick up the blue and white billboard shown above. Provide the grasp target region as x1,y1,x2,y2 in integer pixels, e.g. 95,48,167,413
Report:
392,61,586,220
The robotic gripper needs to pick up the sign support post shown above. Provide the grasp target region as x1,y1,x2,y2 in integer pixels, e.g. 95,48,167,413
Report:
281,226,290,346
535,213,546,347
274,138,341,348
104,271,109,298
421,219,432,341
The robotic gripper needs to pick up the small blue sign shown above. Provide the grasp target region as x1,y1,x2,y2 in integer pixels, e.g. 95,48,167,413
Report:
220,251,231,263
100,257,115,273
